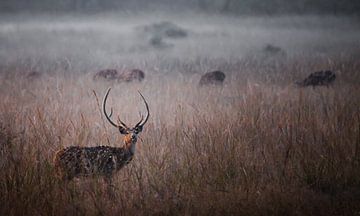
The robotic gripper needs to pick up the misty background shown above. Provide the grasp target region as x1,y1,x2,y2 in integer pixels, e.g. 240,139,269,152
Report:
1,0,360,15
0,0,359,77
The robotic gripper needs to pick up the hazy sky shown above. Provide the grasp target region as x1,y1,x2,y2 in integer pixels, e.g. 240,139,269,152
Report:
0,0,360,15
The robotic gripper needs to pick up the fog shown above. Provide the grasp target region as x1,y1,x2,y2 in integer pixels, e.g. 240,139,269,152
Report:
0,11,359,75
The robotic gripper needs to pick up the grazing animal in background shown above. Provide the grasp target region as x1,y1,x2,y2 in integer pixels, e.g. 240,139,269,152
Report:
93,69,119,81
263,44,286,56
117,69,145,83
296,70,336,87
26,71,42,80
53,88,150,183
149,36,174,49
199,70,226,86
93,69,145,83
141,21,188,39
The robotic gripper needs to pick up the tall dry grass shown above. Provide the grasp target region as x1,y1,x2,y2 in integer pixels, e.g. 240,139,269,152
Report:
0,55,360,215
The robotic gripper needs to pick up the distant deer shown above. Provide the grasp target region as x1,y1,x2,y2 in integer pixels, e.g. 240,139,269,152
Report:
93,69,145,83
262,44,286,57
199,70,226,86
53,88,150,183
26,71,42,80
117,69,145,83
296,70,336,87
93,69,119,81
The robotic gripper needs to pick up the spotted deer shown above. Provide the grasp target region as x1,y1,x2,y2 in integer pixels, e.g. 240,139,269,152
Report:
117,69,145,82
53,88,150,183
93,69,119,81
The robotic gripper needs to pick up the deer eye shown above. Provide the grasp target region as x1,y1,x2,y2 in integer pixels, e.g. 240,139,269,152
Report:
134,126,143,134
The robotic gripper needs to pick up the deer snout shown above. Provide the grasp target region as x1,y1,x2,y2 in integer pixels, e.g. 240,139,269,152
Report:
131,133,137,141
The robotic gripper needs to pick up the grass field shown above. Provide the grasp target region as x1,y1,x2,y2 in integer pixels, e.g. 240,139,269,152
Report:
1,15,360,215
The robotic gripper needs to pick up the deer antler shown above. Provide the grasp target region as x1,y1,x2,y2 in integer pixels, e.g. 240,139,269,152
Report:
103,88,129,129
135,91,150,128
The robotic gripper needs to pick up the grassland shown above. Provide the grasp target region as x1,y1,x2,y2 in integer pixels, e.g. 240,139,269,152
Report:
0,52,359,215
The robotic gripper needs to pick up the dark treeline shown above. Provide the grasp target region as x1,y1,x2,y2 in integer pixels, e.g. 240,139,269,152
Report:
0,0,360,15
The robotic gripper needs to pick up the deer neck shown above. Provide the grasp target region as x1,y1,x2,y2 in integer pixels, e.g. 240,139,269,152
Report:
123,135,137,155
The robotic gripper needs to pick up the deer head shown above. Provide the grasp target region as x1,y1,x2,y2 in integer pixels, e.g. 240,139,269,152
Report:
103,88,149,153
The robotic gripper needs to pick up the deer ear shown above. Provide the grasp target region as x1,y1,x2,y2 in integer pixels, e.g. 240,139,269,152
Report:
119,127,128,134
